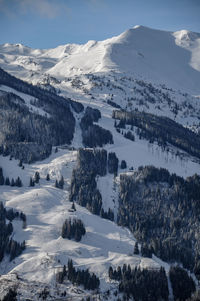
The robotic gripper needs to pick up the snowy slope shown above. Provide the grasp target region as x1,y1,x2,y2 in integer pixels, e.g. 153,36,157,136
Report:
1,25,200,93
1,26,200,299
0,149,167,300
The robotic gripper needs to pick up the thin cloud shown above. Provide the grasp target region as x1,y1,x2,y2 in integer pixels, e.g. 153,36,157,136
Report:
0,0,69,18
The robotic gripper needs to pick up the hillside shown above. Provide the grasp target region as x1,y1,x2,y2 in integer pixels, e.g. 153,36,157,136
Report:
0,25,200,300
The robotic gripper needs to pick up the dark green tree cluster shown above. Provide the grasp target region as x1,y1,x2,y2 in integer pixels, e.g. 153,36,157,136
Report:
61,218,86,242
67,259,100,290
108,152,119,175
80,106,113,147
100,207,114,221
0,168,23,187
169,266,195,301
0,202,26,262
113,109,200,159
0,67,83,113
29,172,41,187
70,149,119,218
107,99,121,109
2,288,17,301
109,265,169,301
55,176,64,189
124,130,135,142
134,242,139,255
117,165,200,274
0,68,79,163
120,160,127,169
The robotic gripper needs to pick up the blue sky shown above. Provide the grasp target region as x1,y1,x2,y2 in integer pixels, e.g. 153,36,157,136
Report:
0,0,200,48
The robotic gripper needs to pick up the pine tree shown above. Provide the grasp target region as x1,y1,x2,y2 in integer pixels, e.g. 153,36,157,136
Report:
59,176,64,189
15,177,22,187
71,202,76,211
29,177,34,187
121,160,127,169
108,266,114,279
134,242,139,255
55,180,59,188
0,168,4,185
5,177,10,186
10,178,15,187
46,173,50,181
34,172,40,184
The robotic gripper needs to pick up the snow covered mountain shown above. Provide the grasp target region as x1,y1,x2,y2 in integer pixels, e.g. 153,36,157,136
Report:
0,26,200,300
1,25,200,94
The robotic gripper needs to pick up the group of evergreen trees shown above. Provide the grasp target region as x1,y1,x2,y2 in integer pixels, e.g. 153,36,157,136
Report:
123,130,135,142
169,266,195,301
70,149,116,219
0,67,79,163
55,176,64,189
61,218,86,242
29,172,51,187
80,106,113,147
108,152,119,175
0,202,26,262
113,109,200,159
117,165,200,276
100,207,114,221
60,259,100,290
0,167,23,187
109,265,169,301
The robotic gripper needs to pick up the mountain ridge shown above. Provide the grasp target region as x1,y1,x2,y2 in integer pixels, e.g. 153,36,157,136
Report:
1,25,200,93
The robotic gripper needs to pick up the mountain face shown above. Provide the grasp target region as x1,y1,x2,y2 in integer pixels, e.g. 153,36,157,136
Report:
1,25,200,94
0,26,200,300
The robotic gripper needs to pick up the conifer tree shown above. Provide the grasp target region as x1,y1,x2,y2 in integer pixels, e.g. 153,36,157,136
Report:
71,202,76,211
34,172,40,184
29,177,34,187
5,177,10,186
59,176,64,189
15,177,22,187
10,178,15,187
0,168,4,185
134,242,139,255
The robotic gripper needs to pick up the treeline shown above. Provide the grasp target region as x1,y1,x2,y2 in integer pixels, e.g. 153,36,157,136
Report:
0,168,23,187
69,148,116,218
108,265,169,301
0,68,78,162
0,202,26,262
61,218,86,242
113,109,200,159
57,259,100,291
117,165,200,276
80,106,113,147
0,67,83,113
